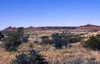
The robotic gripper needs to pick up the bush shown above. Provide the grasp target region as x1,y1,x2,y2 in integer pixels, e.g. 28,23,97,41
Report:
68,36,82,43
51,33,68,49
22,35,29,43
40,36,49,40
83,35,100,50
11,49,48,64
3,27,24,51
0,31,4,41
40,36,53,51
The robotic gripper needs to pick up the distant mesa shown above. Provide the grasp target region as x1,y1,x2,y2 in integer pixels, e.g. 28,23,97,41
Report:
3,26,17,31
3,24,100,32
76,24,100,31
80,24,98,27
3,26,46,31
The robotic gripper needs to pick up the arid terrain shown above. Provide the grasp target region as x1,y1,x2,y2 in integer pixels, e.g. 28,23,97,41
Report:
1,41,100,64
1,0,100,63
0,24,100,64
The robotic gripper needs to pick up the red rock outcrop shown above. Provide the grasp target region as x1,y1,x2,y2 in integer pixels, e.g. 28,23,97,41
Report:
76,24,100,31
3,26,17,31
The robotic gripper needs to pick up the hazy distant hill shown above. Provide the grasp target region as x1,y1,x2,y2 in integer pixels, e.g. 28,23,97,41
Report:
3,24,100,32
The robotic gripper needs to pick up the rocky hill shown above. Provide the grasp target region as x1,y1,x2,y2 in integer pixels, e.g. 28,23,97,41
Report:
3,24,100,32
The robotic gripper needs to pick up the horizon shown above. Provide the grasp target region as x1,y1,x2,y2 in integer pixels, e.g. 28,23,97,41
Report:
1,23,100,30
0,0,100,30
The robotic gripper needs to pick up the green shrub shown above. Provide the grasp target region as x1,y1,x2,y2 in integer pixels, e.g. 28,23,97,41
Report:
40,36,49,40
22,35,29,43
83,35,100,50
40,36,53,51
11,49,48,64
51,33,68,49
3,27,24,51
0,31,4,41
68,36,82,43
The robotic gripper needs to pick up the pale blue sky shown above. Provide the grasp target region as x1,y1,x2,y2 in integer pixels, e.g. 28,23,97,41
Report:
0,0,100,30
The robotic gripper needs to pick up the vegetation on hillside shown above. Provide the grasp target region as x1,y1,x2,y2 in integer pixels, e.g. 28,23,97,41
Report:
1,29,100,64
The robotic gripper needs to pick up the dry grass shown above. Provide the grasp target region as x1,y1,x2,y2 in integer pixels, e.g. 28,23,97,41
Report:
1,42,100,64
0,48,17,64
0,31,100,64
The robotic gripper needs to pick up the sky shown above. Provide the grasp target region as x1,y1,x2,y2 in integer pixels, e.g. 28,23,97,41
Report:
0,0,100,30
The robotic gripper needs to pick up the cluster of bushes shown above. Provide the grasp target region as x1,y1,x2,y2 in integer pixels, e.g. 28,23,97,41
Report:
83,34,100,50
3,27,29,51
2,28,82,52
40,33,82,49
2,29,100,64
40,33,68,49
11,49,48,64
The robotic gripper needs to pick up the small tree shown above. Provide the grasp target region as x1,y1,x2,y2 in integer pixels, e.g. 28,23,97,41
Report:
11,49,48,64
